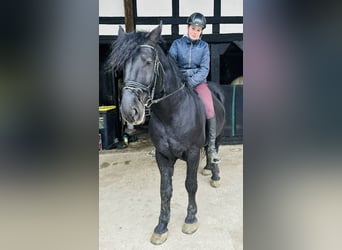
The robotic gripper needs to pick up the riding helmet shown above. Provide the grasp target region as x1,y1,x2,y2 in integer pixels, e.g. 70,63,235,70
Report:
187,12,207,29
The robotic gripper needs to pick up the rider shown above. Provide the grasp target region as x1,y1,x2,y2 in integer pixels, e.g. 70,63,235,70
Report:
169,12,220,164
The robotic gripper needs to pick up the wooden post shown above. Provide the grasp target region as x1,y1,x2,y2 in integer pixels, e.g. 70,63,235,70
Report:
171,0,179,36
123,0,134,32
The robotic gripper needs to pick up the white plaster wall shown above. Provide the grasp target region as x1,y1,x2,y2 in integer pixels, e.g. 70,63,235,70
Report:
99,0,242,35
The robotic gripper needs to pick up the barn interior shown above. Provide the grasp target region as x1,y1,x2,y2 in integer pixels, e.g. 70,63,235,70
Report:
99,39,243,148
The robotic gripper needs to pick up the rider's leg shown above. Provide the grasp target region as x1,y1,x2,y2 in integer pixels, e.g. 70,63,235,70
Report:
194,83,220,164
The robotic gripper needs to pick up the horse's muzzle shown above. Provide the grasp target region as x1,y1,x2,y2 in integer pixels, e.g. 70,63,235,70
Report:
120,89,146,125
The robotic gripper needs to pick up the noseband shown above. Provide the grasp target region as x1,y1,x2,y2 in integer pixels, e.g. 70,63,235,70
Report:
123,44,184,108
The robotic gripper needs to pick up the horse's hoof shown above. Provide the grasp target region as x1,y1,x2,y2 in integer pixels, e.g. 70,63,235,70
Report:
201,168,211,176
210,179,220,188
182,222,199,234
150,231,168,245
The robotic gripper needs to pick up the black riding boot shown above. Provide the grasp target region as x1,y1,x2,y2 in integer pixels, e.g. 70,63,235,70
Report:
207,116,220,164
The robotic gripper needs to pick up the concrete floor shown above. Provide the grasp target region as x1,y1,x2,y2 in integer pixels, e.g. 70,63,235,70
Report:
99,131,243,250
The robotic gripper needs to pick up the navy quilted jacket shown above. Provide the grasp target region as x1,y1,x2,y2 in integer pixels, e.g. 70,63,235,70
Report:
169,35,210,88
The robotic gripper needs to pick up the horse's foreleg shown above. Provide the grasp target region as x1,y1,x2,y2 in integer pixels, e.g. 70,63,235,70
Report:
182,150,200,234
150,152,175,245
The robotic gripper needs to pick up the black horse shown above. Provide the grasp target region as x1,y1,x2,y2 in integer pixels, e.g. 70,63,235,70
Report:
107,24,226,245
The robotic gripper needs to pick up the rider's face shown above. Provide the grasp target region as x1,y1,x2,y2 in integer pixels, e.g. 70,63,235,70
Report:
188,25,203,40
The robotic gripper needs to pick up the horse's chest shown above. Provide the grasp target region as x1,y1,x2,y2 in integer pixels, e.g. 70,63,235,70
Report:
160,137,186,159
155,128,185,149
151,124,203,158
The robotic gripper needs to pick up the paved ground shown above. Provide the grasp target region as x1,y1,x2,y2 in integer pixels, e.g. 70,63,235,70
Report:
99,130,243,250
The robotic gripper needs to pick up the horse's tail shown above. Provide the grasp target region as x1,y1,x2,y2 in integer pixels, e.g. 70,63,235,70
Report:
207,81,225,104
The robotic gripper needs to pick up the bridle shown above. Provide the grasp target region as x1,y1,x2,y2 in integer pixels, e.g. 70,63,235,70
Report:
123,44,184,108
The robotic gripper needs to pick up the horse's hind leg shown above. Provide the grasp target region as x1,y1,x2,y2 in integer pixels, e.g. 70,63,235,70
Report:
150,152,175,245
182,150,200,234
210,143,221,187
201,146,212,176
202,147,221,188
209,162,220,187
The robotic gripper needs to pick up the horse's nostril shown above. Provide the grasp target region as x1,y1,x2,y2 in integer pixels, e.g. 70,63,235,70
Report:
132,108,138,117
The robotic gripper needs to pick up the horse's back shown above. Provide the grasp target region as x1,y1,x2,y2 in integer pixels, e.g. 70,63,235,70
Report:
207,81,225,104
207,81,226,135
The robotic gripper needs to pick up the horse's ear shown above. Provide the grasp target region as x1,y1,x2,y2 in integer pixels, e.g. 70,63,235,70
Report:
118,26,125,36
148,24,162,43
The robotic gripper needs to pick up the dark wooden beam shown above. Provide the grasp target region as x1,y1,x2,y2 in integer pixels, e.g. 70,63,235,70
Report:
124,0,134,32
171,0,179,35
100,16,243,25
100,33,243,45
99,17,125,24
213,0,221,34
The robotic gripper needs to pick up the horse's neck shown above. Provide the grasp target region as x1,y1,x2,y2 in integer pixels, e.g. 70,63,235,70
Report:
162,65,183,94
151,57,188,116
152,77,188,118
152,62,177,96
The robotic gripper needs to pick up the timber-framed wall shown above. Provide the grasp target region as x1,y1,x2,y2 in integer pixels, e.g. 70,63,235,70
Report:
99,0,243,44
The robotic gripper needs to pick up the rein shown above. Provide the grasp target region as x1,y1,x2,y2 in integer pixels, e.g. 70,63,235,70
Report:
123,44,184,108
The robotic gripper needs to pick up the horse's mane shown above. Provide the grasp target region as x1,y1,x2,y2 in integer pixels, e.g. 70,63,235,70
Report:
106,31,146,72
106,29,195,95
106,30,169,72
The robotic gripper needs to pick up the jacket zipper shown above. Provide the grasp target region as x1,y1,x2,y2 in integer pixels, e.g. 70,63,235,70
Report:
189,41,192,68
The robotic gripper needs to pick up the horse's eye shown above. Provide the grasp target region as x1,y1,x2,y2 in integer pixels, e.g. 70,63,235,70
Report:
146,59,152,65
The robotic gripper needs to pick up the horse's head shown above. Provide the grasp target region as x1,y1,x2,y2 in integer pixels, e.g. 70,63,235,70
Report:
116,25,162,125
